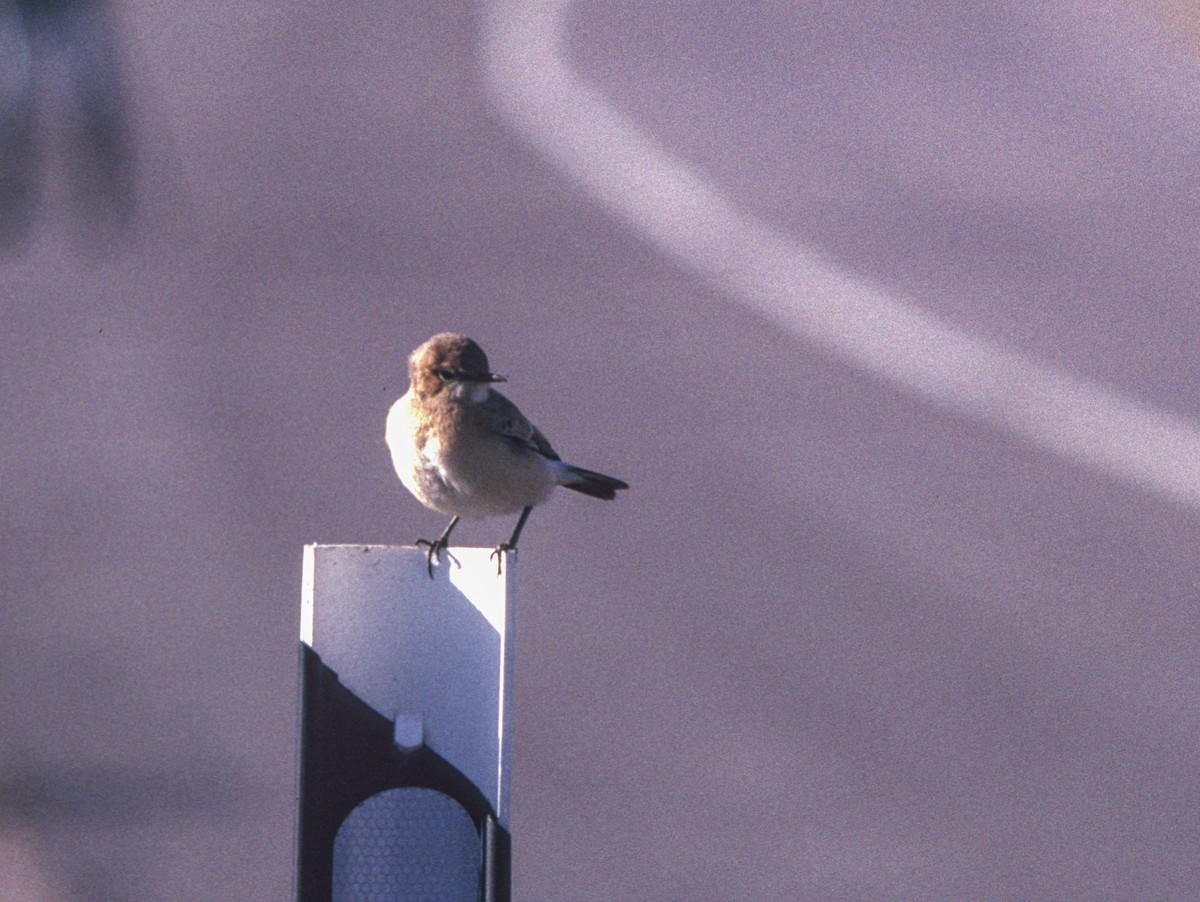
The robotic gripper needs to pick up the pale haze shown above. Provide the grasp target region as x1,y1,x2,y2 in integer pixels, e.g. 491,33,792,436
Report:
3,1,1200,899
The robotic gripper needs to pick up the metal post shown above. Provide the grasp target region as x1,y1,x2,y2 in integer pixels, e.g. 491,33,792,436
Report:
295,545,515,901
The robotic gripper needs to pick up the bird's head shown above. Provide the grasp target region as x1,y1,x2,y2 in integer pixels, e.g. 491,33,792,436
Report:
408,333,507,399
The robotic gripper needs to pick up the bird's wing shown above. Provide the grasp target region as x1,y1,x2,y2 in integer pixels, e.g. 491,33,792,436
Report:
486,392,561,461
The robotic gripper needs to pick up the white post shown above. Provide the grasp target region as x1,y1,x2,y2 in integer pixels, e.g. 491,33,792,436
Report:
295,544,515,901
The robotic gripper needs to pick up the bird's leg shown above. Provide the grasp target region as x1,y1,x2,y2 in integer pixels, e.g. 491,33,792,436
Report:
505,506,534,548
416,515,459,579
490,506,532,575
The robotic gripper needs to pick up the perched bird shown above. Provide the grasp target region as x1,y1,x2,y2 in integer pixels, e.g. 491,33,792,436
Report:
387,333,628,576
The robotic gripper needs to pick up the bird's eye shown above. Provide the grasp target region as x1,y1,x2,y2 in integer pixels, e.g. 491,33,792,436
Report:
434,369,455,381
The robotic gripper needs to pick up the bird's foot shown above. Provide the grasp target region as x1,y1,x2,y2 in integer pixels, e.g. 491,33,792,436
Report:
416,537,450,579
489,544,515,576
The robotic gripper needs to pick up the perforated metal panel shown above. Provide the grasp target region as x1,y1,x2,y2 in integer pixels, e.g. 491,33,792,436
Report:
332,788,480,900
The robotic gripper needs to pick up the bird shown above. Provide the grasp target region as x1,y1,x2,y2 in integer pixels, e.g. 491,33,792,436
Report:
386,333,629,577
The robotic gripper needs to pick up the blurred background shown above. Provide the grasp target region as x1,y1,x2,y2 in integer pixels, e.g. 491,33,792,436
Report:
3,0,1200,898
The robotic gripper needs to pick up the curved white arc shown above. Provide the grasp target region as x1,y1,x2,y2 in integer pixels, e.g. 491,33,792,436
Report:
481,0,1200,510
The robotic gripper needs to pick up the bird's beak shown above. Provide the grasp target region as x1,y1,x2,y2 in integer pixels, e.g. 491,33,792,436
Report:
484,372,507,383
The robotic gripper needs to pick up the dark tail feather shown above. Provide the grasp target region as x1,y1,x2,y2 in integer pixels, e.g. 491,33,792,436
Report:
561,466,629,501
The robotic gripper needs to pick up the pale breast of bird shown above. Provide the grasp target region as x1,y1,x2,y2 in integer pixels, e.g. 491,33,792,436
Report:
386,396,557,519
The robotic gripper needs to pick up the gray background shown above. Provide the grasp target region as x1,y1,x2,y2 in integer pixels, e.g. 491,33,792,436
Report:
3,0,1200,898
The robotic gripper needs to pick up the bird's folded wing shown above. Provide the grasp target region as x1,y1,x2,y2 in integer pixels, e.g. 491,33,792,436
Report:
486,392,562,461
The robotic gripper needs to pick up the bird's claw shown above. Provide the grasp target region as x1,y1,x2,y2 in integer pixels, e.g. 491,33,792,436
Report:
416,537,448,579
489,544,515,576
